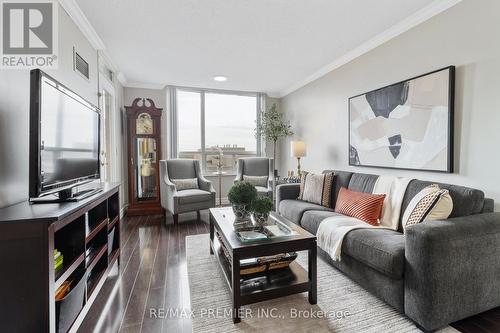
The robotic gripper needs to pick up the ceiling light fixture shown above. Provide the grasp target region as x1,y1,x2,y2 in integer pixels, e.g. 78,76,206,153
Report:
213,75,227,82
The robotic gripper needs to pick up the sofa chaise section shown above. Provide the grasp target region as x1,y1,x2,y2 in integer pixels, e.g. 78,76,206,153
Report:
405,212,500,330
276,169,499,331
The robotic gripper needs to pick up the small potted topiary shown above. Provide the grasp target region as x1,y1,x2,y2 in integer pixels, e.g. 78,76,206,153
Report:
228,181,258,222
251,196,274,225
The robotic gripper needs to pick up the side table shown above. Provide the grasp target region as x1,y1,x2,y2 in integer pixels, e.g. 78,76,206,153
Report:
213,171,227,206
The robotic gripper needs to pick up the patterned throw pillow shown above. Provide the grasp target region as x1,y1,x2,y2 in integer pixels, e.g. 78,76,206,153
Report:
172,178,199,191
298,171,335,208
334,187,386,226
243,175,268,188
402,184,453,231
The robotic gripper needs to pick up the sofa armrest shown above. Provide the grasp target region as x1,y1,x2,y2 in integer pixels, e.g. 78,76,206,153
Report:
275,184,300,212
234,160,244,183
159,161,178,214
198,175,215,193
405,212,500,331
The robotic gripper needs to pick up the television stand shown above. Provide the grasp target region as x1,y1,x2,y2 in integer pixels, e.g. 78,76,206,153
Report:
31,187,103,204
0,183,121,333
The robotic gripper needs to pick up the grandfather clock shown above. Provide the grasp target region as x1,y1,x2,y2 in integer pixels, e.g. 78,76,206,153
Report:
125,98,163,215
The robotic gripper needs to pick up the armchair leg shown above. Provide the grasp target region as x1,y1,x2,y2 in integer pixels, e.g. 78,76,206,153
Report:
162,208,166,217
196,211,201,221
173,214,179,224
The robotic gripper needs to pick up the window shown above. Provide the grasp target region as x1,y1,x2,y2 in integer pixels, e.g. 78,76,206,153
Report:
177,90,201,154
175,88,260,173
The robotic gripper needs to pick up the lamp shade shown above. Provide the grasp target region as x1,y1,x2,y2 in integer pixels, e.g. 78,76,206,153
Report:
291,141,306,157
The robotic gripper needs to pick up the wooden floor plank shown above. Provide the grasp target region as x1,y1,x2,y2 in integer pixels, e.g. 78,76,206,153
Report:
119,216,163,330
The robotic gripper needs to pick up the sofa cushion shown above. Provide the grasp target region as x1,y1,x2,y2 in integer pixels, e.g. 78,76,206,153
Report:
167,159,197,179
342,228,405,279
348,173,379,193
241,157,270,177
171,178,199,191
335,187,386,226
398,179,485,231
402,184,453,231
243,175,268,187
322,170,354,208
279,199,333,224
300,210,343,234
177,189,213,204
298,171,335,207
255,186,271,196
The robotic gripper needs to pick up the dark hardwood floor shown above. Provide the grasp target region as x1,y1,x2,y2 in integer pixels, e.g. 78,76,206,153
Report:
78,211,208,333
77,211,500,333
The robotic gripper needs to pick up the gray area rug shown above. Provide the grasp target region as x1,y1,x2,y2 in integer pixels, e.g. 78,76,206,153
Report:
186,234,458,333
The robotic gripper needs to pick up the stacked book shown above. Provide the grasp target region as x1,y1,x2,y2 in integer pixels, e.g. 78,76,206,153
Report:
54,249,63,271
216,231,297,276
239,253,298,276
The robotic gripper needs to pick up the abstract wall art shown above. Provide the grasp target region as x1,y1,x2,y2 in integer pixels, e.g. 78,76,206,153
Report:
348,66,455,173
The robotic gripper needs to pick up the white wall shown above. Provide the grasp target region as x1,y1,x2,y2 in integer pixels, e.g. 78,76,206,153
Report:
124,87,167,109
279,0,500,210
0,5,100,208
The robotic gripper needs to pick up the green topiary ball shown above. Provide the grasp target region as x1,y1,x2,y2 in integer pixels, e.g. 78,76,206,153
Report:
228,181,258,205
251,196,274,214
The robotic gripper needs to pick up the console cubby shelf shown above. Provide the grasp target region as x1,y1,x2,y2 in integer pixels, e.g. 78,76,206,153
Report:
0,183,121,333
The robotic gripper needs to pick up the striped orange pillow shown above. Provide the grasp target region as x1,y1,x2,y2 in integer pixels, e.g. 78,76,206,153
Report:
335,187,386,226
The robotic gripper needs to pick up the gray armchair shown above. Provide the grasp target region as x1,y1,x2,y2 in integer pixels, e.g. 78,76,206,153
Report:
234,157,274,197
160,159,215,224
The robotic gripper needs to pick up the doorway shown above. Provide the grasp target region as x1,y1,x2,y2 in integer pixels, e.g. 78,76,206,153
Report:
99,73,119,183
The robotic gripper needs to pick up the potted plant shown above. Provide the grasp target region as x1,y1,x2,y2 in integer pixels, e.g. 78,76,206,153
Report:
228,181,258,222
251,196,274,225
255,103,294,177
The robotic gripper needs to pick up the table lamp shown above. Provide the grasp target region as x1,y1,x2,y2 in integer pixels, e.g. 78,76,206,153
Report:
291,141,306,177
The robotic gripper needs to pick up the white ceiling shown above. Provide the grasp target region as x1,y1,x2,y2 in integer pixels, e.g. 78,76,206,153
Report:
75,0,458,97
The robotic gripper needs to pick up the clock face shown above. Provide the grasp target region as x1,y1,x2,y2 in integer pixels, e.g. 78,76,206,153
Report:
136,113,154,134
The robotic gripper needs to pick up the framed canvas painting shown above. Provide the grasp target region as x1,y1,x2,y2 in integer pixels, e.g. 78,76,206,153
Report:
348,66,455,173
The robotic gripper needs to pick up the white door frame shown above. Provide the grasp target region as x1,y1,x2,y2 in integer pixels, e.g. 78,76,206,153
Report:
99,72,119,183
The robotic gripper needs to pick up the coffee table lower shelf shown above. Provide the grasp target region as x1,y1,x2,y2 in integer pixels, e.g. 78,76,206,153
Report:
210,235,311,316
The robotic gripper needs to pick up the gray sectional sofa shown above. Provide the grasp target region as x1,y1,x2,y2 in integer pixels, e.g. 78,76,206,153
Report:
276,170,499,331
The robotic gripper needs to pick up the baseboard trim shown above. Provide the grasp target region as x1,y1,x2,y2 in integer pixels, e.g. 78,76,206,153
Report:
120,204,128,219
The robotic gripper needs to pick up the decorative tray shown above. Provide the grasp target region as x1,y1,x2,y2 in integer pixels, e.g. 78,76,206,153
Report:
234,218,298,242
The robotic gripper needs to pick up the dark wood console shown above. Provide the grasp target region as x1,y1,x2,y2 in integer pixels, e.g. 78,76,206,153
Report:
0,183,121,333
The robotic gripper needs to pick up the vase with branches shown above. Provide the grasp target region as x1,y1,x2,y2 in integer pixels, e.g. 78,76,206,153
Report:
255,103,294,176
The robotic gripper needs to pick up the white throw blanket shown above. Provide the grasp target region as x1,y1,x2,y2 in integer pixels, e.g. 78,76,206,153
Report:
373,175,413,230
317,175,412,261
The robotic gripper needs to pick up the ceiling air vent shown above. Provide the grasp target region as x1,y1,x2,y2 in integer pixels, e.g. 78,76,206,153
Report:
73,47,90,80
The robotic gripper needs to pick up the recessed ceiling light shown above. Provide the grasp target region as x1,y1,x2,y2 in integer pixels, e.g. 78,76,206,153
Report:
213,75,227,82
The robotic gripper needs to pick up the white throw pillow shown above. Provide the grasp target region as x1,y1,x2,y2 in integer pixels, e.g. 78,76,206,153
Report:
402,184,453,232
243,175,268,188
172,178,199,191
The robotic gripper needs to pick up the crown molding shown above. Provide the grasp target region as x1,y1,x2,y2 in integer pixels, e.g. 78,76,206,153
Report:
125,82,166,90
98,50,117,72
59,0,105,50
116,72,128,86
266,92,281,98
277,0,462,98
60,0,128,86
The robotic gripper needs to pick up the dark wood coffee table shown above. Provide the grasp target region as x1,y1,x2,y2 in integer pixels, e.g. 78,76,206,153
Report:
209,207,317,323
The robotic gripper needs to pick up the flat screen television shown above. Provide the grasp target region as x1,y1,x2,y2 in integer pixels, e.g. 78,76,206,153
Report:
29,69,101,202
